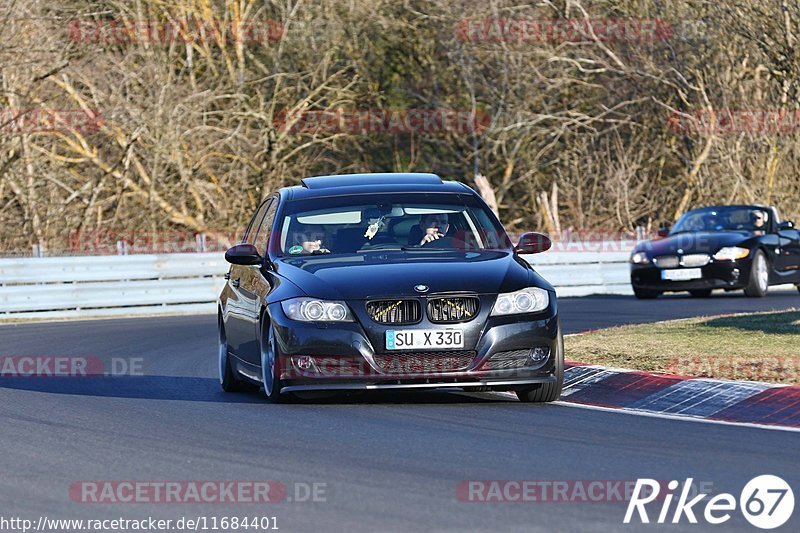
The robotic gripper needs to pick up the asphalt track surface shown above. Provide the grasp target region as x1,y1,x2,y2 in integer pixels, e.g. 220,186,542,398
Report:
2,292,799,532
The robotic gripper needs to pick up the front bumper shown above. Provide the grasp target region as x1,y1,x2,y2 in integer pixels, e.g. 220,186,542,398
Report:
630,258,753,292
268,298,559,393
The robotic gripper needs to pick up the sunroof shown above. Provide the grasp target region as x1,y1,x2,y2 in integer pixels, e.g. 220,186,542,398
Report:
301,173,443,189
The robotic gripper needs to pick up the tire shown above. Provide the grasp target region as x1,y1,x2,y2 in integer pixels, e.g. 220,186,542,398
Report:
515,326,564,403
260,320,289,403
218,316,254,392
689,289,712,298
743,250,769,297
633,287,661,299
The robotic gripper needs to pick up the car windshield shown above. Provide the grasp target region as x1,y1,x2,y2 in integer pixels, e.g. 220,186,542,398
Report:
671,206,770,234
276,193,511,256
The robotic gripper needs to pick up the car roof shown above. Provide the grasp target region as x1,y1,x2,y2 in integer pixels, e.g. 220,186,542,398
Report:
686,204,775,213
277,173,472,201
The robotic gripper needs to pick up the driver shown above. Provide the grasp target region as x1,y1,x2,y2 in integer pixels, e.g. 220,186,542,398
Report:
752,210,768,235
703,214,720,231
418,213,450,245
287,224,330,254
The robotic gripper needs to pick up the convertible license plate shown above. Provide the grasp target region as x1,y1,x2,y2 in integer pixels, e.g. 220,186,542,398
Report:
386,329,464,350
661,268,702,281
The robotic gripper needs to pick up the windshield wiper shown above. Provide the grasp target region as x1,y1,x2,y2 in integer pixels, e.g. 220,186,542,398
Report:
400,246,452,251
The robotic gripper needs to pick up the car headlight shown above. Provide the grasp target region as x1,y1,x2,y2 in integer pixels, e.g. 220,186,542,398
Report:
713,247,750,261
491,287,549,316
281,298,354,322
630,251,650,264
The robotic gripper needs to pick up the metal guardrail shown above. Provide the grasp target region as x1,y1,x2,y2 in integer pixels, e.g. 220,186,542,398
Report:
0,249,631,319
523,251,632,297
0,253,228,319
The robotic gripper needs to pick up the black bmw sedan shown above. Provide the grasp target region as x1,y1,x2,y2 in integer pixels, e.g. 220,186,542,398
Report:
217,173,562,402
630,204,800,299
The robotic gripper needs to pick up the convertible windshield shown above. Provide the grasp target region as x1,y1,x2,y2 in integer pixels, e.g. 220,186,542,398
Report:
276,194,511,256
671,206,770,234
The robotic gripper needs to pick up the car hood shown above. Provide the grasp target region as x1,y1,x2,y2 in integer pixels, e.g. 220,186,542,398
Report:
274,251,535,300
636,231,752,256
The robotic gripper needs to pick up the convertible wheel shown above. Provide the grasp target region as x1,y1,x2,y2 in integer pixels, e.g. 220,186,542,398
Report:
218,317,254,392
689,289,713,298
260,321,289,403
515,327,564,403
743,250,769,297
633,287,661,299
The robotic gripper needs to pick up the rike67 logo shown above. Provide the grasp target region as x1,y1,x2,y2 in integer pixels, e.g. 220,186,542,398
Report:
624,476,794,529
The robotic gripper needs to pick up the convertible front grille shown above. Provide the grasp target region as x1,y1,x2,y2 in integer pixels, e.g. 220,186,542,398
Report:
366,299,421,324
373,351,476,374
681,253,710,267
653,255,679,268
427,296,480,323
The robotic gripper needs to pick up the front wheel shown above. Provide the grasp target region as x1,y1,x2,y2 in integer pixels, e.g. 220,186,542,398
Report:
260,321,289,403
515,327,564,403
743,250,769,297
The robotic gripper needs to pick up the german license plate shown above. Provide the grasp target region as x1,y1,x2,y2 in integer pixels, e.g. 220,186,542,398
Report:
386,329,464,350
661,268,702,281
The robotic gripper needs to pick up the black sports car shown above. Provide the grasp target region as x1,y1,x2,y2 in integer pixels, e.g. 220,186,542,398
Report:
217,173,562,402
630,204,800,299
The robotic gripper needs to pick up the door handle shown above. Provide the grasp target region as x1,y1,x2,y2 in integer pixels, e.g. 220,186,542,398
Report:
224,272,231,280
231,278,240,288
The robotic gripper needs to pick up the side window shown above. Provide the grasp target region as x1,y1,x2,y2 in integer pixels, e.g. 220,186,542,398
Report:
253,199,277,256
243,200,271,244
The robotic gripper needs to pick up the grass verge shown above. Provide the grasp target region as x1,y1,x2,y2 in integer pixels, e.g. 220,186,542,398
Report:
566,309,800,385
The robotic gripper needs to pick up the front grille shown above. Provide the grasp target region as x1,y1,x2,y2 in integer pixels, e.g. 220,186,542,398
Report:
681,253,710,267
481,348,550,370
481,349,531,370
373,351,476,374
311,357,366,376
427,296,480,323
366,299,421,324
653,255,679,268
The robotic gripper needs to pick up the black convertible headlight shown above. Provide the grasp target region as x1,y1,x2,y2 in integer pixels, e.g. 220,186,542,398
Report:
281,298,354,322
713,247,750,261
490,288,549,316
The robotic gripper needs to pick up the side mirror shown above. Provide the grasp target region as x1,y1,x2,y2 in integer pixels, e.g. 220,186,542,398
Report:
778,221,795,231
515,232,552,254
657,227,670,238
225,243,262,265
